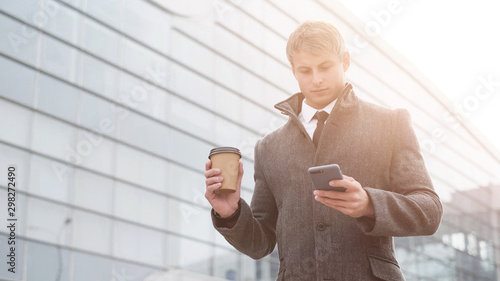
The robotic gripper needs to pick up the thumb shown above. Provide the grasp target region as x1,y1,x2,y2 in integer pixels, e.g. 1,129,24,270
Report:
236,162,244,188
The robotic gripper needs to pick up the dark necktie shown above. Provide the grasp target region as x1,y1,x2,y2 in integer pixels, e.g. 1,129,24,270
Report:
313,111,329,147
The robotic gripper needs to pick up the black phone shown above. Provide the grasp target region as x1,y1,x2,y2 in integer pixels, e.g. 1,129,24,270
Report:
308,164,346,192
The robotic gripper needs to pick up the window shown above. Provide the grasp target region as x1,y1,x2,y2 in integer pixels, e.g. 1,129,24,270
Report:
214,116,242,149
26,197,72,246
42,2,80,45
240,158,255,189
113,260,159,281
115,144,169,192
167,129,213,169
113,221,165,266
167,198,213,243
118,0,170,51
79,92,116,136
167,235,213,275
80,54,119,100
26,240,71,281
81,17,120,64
169,63,215,108
74,129,115,176
116,108,170,158
114,181,167,230
32,113,76,161
261,2,296,37
0,56,36,106
72,210,111,254
73,252,113,281
214,56,242,94
0,143,31,192
118,70,172,120
240,189,253,206
83,0,122,40
214,247,239,280
169,95,215,142
167,163,205,202
29,155,71,203
170,30,215,80
118,38,169,82
214,86,241,123
0,0,40,22
240,254,258,281
0,99,33,148
133,85,170,124
0,13,38,65
40,34,78,83
451,232,466,252
37,73,80,123
263,28,287,63
241,100,273,133
74,168,114,214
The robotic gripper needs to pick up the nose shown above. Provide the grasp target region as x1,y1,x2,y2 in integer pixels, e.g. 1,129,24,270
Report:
312,70,323,85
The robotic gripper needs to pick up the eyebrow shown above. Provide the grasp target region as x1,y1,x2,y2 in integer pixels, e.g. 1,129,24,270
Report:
296,60,335,70
319,60,335,67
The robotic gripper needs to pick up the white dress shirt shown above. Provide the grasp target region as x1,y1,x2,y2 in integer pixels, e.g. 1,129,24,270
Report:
298,99,337,140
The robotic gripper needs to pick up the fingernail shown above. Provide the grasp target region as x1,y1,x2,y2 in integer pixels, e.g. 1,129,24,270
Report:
219,177,223,181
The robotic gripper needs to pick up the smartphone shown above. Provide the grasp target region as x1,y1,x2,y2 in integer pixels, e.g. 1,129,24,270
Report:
308,164,346,192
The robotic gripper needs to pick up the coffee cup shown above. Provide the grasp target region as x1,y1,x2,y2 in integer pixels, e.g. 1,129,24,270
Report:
208,147,242,194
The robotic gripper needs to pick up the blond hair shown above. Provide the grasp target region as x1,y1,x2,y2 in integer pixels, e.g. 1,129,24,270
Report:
286,20,346,65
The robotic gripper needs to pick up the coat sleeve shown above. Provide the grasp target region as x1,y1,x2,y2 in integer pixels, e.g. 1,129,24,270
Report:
211,140,278,259
357,109,443,236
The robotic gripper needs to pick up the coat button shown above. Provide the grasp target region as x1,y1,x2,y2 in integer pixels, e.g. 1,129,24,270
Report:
317,223,326,231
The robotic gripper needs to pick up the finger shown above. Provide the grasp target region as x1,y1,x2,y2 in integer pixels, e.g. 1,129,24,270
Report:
329,178,361,192
205,160,212,171
328,179,350,189
318,195,358,209
314,197,339,209
342,175,355,182
206,182,222,193
314,190,345,199
206,175,223,186
205,167,221,178
315,194,346,204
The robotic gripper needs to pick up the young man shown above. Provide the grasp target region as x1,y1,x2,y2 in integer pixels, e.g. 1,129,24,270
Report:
205,20,442,280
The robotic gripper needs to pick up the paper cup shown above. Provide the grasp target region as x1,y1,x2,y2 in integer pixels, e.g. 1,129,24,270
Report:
208,147,241,194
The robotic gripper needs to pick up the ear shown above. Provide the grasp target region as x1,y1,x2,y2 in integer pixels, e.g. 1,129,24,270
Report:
342,51,351,72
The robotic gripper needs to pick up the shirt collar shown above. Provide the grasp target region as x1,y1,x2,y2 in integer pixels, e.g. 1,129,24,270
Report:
300,98,337,123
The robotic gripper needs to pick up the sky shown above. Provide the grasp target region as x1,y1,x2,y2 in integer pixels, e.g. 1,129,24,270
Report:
336,0,500,152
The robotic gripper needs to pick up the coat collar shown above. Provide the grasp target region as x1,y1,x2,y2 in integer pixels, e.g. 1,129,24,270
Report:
274,82,358,118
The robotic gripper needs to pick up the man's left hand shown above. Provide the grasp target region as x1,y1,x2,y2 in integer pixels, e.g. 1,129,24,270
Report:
313,175,375,218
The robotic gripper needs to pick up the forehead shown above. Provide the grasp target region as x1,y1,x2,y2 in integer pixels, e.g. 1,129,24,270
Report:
292,51,340,68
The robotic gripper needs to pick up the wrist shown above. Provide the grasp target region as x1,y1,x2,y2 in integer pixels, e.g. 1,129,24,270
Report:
214,202,240,218
216,207,238,218
363,201,375,218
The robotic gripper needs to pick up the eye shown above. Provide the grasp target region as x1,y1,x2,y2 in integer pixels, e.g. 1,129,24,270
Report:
320,64,332,71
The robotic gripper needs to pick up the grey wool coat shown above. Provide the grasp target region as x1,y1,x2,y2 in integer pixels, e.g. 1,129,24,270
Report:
212,83,443,281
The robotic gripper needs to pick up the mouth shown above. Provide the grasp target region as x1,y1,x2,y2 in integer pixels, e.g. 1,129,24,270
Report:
311,88,328,94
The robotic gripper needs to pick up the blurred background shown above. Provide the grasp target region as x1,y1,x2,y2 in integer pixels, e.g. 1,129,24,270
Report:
1,0,500,280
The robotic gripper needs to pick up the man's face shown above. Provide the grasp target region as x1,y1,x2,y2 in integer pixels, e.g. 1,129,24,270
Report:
291,51,350,109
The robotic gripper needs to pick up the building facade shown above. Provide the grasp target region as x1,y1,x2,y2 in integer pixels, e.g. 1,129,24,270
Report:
1,0,500,280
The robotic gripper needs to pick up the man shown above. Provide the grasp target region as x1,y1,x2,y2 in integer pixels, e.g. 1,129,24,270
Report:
205,20,442,280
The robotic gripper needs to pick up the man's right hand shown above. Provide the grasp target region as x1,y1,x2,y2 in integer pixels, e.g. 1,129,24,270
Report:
204,160,243,218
